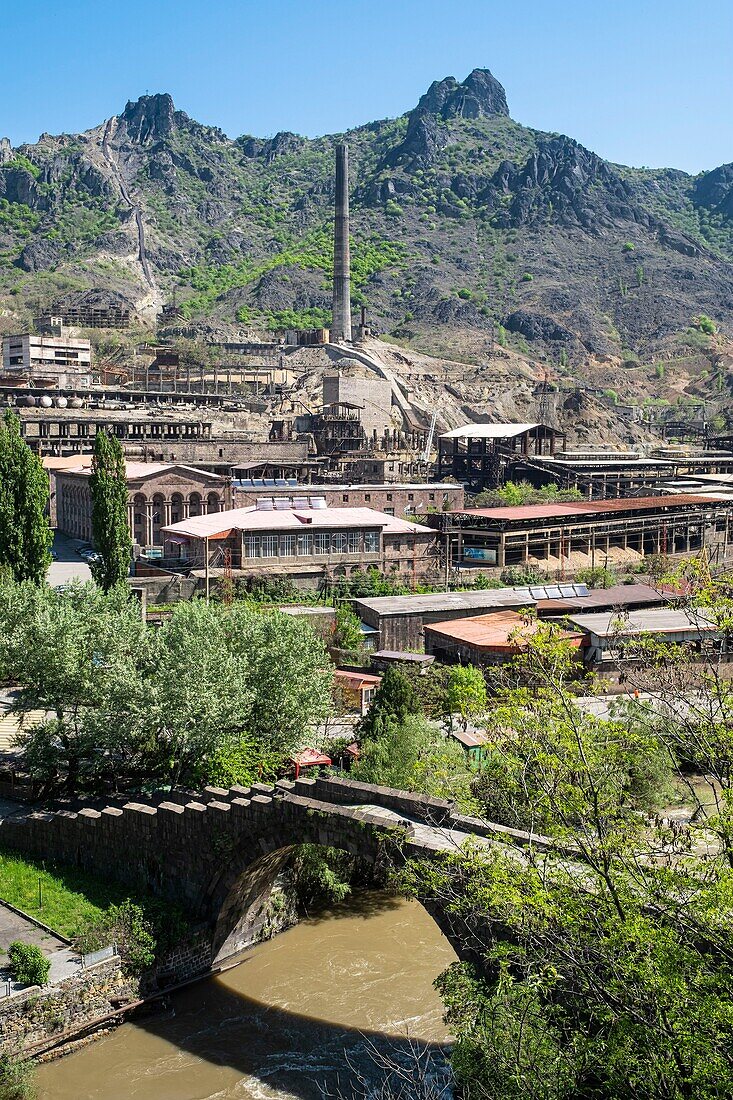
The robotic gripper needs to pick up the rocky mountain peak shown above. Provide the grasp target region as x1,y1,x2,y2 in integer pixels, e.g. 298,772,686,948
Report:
416,68,509,120
118,93,177,144
0,138,12,164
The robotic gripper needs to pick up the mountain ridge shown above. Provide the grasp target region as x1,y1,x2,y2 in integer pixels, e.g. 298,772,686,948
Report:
1,68,733,382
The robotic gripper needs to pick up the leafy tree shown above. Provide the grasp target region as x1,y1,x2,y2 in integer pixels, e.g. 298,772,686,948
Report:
332,605,364,653
0,410,52,584
445,665,487,717
400,597,733,1100
360,666,421,738
89,430,132,591
574,565,617,589
0,581,147,794
353,713,471,803
74,900,155,974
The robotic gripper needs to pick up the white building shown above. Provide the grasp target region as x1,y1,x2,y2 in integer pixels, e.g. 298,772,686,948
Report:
2,333,92,388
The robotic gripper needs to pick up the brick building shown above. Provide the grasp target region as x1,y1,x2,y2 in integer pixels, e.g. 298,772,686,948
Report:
162,500,438,588
231,482,464,516
55,462,229,547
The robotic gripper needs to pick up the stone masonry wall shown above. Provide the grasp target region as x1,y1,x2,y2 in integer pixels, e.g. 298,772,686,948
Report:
0,957,138,1056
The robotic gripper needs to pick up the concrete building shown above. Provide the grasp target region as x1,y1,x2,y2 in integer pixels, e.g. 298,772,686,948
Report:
16,409,312,476
430,495,733,574
437,422,563,491
230,481,464,515
2,333,92,388
162,501,438,588
55,462,229,547
322,370,394,439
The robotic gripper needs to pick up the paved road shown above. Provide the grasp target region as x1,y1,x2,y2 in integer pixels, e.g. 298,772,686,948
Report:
0,902,65,957
48,531,91,587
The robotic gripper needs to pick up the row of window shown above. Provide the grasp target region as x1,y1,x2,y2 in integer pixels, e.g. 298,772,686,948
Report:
242,530,381,559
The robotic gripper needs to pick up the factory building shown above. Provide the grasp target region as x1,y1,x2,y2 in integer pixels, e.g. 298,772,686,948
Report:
162,501,438,588
2,333,92,389
429,495,732,573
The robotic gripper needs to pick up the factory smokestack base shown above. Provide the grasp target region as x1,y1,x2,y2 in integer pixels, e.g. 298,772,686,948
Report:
332,143,352,342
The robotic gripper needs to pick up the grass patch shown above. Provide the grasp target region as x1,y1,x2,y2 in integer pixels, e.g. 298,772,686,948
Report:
0,847,137,940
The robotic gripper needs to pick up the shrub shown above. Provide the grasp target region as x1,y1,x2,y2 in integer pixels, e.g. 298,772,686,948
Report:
603,388,620,405
457,288,473,301
520,272,533,282
693,314,717,335
500,565,545,586
623,241,635,252
7,942,50,987
0,1055,36,1100
74,900,155,974
575,566,617,590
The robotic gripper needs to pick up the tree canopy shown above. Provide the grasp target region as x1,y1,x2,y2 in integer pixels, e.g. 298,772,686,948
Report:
89,430,132,591
0,410,52,584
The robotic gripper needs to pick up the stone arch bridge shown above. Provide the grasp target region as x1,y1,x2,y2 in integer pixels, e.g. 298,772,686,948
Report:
0,776,547,974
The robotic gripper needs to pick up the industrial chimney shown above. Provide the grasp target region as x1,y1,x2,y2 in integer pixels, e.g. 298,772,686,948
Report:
331,143,352,342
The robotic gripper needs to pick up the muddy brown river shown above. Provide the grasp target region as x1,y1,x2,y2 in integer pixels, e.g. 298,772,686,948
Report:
37,894,457,1100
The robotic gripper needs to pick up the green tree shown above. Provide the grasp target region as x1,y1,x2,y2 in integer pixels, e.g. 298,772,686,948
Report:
0,410,52,584
332,605,364,653
401,607,733,1100
445,665,487,717
89,430,132,591
0,581,148,794
360,666,421,738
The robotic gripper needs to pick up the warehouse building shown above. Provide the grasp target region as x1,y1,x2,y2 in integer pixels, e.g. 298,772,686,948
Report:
430,495,732,573
424,610,583,666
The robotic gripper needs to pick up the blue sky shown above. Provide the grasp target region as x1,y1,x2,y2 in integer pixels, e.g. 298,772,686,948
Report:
3,0,732,173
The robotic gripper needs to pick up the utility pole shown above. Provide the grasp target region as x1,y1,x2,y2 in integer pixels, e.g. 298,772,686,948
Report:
205,536,210,603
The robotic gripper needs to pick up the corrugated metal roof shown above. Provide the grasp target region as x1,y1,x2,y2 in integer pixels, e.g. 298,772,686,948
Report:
565,608,719,638
440,422,539,440
162,505,432,539
452,494,726,522
425,610,582,650
355,589,538,617
450,728,489,749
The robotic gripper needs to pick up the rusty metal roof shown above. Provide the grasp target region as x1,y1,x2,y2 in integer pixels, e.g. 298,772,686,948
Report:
451,494,726,522
425,611,582,651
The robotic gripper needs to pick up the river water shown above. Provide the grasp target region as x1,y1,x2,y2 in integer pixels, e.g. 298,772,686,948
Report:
37,894,457,1100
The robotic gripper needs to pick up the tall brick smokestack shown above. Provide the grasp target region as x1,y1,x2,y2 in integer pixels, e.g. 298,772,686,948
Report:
332,143,352,342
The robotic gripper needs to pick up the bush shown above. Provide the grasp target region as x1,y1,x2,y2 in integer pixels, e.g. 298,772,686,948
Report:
500,565,545,586
623,241,635,252
693,314,717,335
520,272,533,282
575,566,617,589
7,942,50,987
0,1055,36,1100
74,900,155,974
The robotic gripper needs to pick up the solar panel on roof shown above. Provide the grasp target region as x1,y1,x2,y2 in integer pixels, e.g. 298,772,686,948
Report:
275,479,288,486
252,479,265,488
544,586,563,599
293,497,310,509
255,498,274,510
310,497,327,508
264,479,276,486
287,479,298,487
273,499,291,510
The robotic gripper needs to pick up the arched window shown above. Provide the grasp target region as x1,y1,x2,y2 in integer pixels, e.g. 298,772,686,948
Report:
189,492,202,517
206,492,219,514
170,492,184,525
